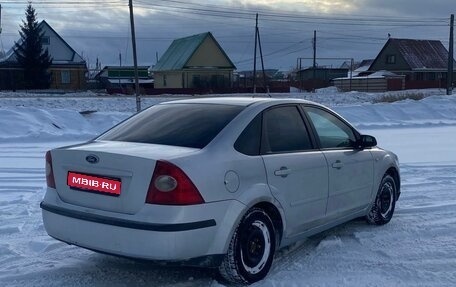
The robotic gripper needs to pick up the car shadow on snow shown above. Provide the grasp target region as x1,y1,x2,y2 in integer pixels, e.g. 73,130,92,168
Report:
71,253,220,286
77,218,371,287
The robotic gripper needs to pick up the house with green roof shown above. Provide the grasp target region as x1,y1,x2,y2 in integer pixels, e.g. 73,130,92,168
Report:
153,32,236,91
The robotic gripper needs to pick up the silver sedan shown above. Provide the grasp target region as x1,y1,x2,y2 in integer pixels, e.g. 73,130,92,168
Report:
41,97,400,284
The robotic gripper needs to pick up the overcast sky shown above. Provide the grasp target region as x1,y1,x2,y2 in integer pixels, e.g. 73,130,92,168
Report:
0,0,454,71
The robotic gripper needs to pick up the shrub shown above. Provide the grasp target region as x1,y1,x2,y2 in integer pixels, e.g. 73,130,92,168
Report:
373,92,427,103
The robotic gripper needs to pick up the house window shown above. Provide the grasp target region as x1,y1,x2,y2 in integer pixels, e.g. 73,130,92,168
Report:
192,75,201,88
41,36,50,45
163,75,167,87
386,55,396,64
61,70,71,84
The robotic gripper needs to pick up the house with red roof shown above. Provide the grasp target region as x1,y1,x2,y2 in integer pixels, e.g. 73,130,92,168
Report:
368,38,456,89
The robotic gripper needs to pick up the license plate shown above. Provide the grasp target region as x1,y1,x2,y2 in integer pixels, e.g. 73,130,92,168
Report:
67,171,121,196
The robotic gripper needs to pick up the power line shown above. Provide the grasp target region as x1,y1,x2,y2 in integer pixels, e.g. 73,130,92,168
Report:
4,0,447,27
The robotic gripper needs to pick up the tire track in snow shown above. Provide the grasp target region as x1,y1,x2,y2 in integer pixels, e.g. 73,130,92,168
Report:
1,144,456,286
260,164,456,286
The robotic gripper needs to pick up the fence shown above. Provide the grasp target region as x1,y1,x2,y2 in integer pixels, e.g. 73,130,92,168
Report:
333,76,405,92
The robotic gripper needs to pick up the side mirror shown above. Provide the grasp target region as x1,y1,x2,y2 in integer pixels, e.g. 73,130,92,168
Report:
358,135,377,149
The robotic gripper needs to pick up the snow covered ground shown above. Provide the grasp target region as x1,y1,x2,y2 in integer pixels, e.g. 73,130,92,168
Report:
1,89,456,286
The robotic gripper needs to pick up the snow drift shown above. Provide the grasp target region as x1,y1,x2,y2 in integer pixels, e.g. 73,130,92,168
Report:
1,90,456,286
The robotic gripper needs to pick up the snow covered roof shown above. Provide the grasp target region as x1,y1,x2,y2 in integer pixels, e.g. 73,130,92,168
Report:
108,79,154,84
0,20,85,65
369,70,401,77
395,39,451,70
373,38,455,71
0,47,16,63
358,59,374,70
334,70,404,80
350,60,374,76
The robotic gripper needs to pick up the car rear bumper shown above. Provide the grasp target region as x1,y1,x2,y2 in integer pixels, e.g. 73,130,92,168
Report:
41,202,216,232
41,188,245,263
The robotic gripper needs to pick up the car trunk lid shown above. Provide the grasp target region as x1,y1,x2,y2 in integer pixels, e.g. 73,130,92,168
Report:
51,141,199,214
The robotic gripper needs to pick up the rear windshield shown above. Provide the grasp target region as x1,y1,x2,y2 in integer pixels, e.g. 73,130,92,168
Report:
97,103,244,149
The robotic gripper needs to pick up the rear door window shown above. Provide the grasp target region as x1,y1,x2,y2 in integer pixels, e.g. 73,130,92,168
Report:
261,106,313,154
98,103,244,149
234,113,262,156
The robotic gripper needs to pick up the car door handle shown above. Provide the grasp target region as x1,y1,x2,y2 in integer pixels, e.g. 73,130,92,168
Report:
274,167,292,178
331,160,344,169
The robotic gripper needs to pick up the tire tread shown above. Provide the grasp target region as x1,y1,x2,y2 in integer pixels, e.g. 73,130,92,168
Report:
367,175,396,225
218,207,274,284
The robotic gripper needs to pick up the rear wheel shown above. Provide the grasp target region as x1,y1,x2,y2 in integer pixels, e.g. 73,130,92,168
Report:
218,208,276,284
367,174,396,225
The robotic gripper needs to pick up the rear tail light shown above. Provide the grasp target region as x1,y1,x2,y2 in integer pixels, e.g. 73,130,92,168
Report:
146,160,204,205
45,151,56,188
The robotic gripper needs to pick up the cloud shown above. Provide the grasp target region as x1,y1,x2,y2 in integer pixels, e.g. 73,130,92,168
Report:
230,0,359,14
1,0,453,71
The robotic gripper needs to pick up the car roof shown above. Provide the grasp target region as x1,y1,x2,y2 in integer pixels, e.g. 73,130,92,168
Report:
158,96,318,107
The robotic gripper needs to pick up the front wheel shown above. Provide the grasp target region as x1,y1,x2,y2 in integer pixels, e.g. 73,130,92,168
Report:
218,208,276,284
367,174,397,225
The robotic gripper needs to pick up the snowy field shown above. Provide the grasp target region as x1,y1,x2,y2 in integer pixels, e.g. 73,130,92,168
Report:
1,89,456,286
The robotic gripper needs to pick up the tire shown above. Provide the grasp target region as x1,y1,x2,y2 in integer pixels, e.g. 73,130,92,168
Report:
218,208,276,284
367,174,397,225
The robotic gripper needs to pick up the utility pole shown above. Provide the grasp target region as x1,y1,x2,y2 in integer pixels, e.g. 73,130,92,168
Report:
313,30,316,69
253,13,258,94
257,29,269,94
312,30,317,92
129,0,141,112
0,4,3,35
118,52,122,89
350,58,354,91
254,14,268,94
447,14,454,95
1,4,4,54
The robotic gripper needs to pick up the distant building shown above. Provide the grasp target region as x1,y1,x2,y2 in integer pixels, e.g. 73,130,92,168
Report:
352,59,374,76
333,70,405,93
339,59,374,75
296,67,348,91
0,20,87,90
95,66,153,93
234,69,290,93
153,32,236,92
369,38,456,89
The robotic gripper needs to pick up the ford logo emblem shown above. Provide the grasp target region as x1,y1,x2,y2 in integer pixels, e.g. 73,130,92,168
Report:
86,155,99,164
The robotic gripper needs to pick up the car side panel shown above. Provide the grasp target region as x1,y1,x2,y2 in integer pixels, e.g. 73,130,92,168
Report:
369,148,401,203
323,149,374,218
262,151,329,238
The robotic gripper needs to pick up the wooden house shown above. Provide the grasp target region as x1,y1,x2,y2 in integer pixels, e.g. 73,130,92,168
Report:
369,38,456,89
153,32,235,92
296,67,348,91
0,20,87,90
95,66,153,93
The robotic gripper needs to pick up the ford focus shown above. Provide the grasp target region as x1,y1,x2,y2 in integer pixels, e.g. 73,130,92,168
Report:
41,97,400,284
